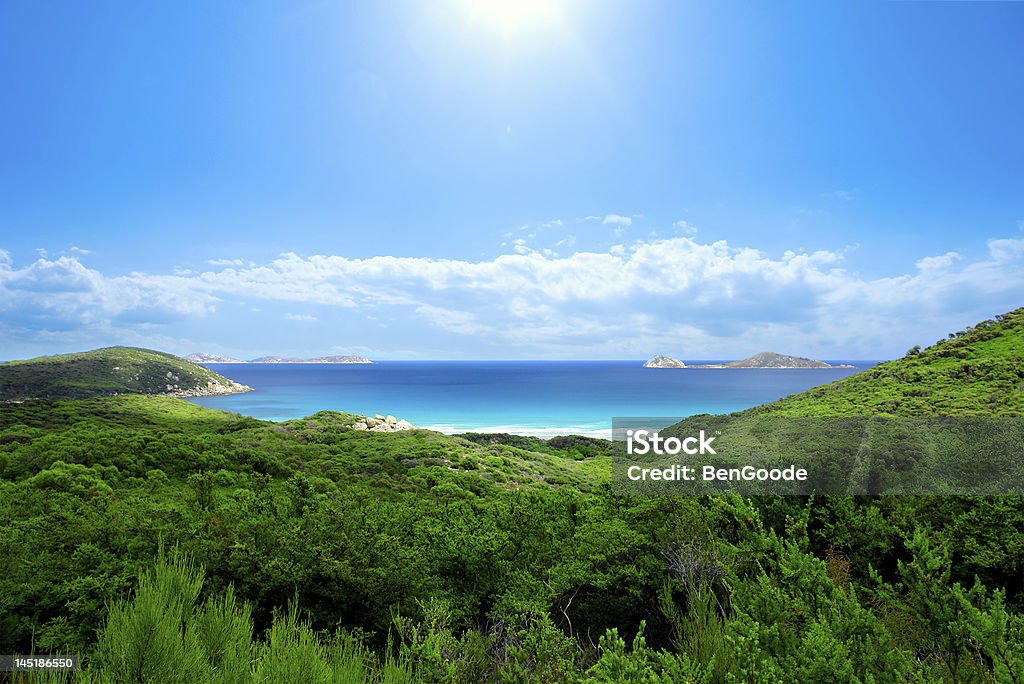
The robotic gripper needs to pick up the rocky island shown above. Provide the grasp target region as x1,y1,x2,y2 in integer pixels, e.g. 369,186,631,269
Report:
694,351,853,369
643,354,687,368
644,351,854,369
184,353,245,363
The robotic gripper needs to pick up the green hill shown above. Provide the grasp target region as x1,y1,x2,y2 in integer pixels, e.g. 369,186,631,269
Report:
0,346,250,401
754,307,1024,417
652,307,1024,496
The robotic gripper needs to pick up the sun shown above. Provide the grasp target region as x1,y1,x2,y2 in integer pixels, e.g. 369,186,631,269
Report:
471,0,558,25
459,0,563,35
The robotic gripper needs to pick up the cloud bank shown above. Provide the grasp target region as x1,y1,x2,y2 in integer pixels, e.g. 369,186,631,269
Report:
1,234,1022,359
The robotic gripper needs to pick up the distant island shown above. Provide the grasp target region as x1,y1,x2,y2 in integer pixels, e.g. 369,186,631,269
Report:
644,351,854,369
186,353,373,364
643,354,686,368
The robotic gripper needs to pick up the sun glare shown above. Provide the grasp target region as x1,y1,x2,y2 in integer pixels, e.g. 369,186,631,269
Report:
460,0,562,35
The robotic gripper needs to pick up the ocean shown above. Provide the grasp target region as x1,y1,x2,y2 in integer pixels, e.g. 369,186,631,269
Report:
186,361,872,438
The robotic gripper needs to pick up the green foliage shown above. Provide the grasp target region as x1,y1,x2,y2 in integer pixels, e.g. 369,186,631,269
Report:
753,308,1024,417
90,547,208,683
0,347,242,401
4,308,1024,682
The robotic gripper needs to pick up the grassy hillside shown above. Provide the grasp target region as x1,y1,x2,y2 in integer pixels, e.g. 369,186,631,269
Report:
754,307,1024,417
655,308,1024,495
0,346,249,401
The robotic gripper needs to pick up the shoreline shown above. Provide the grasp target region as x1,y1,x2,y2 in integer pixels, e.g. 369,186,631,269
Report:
167,382,253,399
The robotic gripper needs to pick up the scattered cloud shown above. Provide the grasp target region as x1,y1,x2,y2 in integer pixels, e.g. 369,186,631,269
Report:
601,214,632,227
989,238,1024,263
208,258,246,267
2,232,1023,358
915,252,961,271
511,238,531,254
673,220,698,236
822,189,856,201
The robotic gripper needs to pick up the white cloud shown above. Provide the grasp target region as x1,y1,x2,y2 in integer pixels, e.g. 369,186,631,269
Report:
2,232,1023,358
915,252,961,271
988,238,1024,263
673,220,698,236
208,258,246,267
511,238,531,255
414,304,487,335
602,214,632,227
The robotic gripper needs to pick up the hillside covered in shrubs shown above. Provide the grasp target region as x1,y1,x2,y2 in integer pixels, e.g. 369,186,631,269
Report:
1,311,1023,681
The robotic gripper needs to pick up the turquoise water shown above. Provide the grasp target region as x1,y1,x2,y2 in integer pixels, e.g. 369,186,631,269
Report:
187,361,871,438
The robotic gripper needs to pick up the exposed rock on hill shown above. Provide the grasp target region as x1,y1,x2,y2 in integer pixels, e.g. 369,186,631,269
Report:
349,413,415,432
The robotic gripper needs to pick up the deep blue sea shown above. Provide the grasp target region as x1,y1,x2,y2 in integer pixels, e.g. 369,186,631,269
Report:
186,361,873,438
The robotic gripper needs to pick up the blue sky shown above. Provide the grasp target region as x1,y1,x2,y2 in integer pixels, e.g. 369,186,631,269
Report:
1,0,1022,360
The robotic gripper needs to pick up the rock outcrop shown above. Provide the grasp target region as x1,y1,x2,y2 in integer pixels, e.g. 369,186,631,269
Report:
168,380,253,398
349,413,416,432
